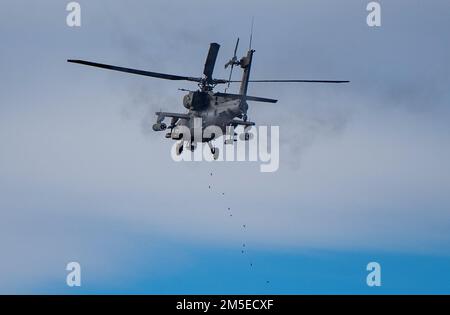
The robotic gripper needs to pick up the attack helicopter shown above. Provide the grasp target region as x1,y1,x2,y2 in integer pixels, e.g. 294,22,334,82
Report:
68,37,348,159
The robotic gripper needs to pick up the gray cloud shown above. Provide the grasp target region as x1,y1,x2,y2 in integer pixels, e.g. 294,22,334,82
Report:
1,0,450,290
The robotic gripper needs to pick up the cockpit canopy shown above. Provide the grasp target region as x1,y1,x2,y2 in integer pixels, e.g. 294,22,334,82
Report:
183,91,210,110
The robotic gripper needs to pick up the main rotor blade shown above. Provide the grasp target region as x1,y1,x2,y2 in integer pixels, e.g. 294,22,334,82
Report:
233,38,240,57
226,38,240,89
203,43,220,81
214,92,277,103
67,59,202,82
228,79,350,83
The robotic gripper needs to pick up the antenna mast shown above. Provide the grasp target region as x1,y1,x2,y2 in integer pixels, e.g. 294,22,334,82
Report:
249,17,254,50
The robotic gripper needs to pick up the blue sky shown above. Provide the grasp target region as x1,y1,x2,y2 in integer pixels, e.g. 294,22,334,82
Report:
0,0,450,294
33,231,450,294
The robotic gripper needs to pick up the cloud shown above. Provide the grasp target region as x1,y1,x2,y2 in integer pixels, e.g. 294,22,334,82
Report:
1,0,450,291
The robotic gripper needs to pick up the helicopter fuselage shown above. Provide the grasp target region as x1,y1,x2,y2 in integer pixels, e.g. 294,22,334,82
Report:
170,91,245,143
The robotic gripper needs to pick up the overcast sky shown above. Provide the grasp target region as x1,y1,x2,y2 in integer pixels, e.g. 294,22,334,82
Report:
0,0,449,293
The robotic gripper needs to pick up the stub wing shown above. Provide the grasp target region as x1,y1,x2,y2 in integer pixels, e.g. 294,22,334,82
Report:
156,112,190,120
229,120,256,127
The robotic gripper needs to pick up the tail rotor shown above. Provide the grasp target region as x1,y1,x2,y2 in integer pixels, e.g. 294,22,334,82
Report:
224,38,240,91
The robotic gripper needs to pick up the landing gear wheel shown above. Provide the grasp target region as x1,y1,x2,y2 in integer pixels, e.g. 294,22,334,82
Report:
189,142,197,151
176,142,184,156
207,141,219,160
211,147,219,160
